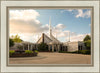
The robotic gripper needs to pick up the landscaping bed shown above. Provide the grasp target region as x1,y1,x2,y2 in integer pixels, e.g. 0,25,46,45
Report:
9,50,38,57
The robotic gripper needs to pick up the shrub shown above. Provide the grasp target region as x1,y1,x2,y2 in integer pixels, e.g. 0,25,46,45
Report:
78,50,91,55
66,51,78,53
59,51,67,53
25,50,33,54
15,50,25,54
9,50,15,56
59,51,78,53
38,42,48,52
71,51,78,53
59,50,90,55
35,50,38,54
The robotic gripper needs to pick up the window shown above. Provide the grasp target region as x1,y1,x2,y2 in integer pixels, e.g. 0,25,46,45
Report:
81,46,82,50
78,46,80,50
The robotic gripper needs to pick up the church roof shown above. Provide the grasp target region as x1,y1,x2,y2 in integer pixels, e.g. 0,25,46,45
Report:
37,33,52,44
50,34,61,43
37,33,61,44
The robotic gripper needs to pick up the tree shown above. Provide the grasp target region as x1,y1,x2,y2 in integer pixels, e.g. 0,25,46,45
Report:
84,40,91,50
83,35,91,50
9,38,14,47
13,34,23,43
83,35,91,41
38,42,48,52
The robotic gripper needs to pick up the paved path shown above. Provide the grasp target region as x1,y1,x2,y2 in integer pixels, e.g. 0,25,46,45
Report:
9,52,91,64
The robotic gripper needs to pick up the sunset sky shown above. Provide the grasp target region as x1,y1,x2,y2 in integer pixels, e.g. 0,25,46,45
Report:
9,9,91,43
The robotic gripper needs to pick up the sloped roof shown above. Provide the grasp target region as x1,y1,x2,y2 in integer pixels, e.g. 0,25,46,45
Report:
37,33,52,44
50,34,61,43
37,33,61,44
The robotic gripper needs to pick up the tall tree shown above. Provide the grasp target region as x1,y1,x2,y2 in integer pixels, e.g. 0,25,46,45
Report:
83,35,91,50
83,35,91,41
13,34,23,43
84,40,91,50
9,38,14,47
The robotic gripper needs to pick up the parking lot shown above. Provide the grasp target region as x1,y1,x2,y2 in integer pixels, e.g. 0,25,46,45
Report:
9,52,91,64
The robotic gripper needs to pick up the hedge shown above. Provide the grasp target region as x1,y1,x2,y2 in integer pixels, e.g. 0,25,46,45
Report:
9,50,15,56
59,50,91,55
9,50,38,57
25,50,33,54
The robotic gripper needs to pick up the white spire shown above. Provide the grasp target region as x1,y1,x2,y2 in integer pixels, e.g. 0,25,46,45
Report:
49,16,52,37
49,16,51,28
56,33,57,39
38,34,39,40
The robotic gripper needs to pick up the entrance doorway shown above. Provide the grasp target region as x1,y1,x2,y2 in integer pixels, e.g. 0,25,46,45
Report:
50,45,52,52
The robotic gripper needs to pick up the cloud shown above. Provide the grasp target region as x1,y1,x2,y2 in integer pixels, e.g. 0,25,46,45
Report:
9,9,50,43
55,24,66,29
61,9,73,13
76,9,91,18
10,9,49,34
66,33,90,42
52,25,77,41
10,10,40,20
53,26,89,42
61,9,91,18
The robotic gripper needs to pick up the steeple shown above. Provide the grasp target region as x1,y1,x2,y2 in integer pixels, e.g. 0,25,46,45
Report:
49,16,52,37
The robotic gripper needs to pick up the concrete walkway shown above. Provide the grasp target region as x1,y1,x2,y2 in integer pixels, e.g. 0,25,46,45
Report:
9,52,91,64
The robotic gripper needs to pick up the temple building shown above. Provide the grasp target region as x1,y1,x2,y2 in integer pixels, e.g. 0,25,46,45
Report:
36,17,86,52
36,17,67,52
10,17,86,52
